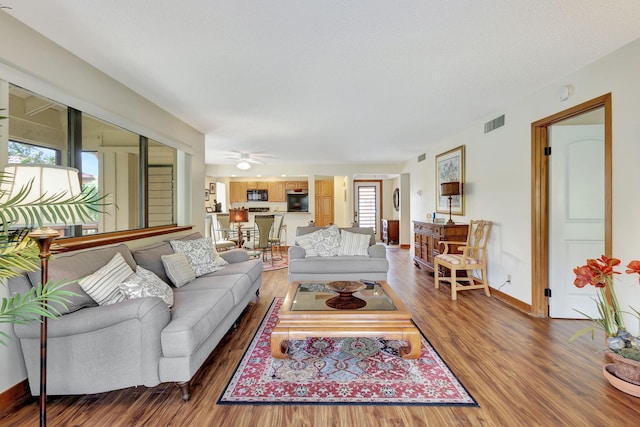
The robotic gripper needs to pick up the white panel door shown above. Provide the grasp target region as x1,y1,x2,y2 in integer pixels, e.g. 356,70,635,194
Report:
549,124,604,318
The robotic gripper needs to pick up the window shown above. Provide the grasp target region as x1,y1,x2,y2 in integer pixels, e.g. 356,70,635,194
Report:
6,84,179,238
8,141,59,165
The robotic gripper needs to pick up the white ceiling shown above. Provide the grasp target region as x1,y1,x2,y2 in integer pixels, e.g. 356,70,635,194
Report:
5,1,640,167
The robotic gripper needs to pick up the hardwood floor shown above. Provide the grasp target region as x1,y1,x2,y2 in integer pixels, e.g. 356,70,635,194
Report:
2,248,638,426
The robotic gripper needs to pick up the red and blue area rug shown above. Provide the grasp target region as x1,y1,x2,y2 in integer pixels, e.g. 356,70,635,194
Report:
218,298,478,406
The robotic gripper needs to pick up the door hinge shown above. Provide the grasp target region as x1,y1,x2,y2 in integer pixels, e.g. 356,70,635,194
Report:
544,288,552,297
544,146,552,156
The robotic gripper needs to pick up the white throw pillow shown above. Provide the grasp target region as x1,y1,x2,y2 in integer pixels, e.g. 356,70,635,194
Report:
119,266,174,307
308,224,341,257
295,234,319,257
161,252,196,287
338,230,371,256
170,237,226,276
78,252,133,305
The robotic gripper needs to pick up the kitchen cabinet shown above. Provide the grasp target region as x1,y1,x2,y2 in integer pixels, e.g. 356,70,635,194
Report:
285,181,308,190
268,181,286,202
229,182,248,203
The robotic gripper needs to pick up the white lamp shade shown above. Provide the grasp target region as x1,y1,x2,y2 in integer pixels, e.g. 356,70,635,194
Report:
1,164,82,226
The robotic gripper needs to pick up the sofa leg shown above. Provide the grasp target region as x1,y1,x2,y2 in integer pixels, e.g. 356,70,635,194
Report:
177,381,191,402
255,289,260,298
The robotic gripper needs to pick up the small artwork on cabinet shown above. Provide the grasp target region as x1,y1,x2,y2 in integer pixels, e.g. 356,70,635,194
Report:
435,145,464,215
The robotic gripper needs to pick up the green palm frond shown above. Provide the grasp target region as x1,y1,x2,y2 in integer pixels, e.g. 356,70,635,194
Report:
0,280,77,346
0,171,107,234
0,232,40,280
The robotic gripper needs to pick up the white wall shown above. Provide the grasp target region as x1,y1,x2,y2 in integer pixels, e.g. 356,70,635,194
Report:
0,13,205,394
404,37,640,335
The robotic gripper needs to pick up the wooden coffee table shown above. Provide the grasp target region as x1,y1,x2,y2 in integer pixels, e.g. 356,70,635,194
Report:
270,281,421,359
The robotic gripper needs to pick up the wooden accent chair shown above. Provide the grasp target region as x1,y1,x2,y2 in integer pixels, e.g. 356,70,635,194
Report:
434,220,493,300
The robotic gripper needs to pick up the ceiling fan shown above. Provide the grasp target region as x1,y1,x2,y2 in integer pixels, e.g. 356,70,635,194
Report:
225,151,270,170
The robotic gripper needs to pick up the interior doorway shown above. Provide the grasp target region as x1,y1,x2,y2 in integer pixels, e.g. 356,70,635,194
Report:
530,94,612,317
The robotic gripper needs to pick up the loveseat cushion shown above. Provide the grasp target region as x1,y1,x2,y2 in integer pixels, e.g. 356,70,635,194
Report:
175,273,254,305
132,233,202,283
203,258,263,285
27,243,137,314
131,241,175,283
161,288,234,357
289,256,389,275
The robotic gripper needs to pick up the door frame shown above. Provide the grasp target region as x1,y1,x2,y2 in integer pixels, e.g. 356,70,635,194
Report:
530,93,612,317
353,179,382,233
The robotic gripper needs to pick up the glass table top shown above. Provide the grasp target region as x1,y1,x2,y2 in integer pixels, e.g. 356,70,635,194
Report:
289,282,398,311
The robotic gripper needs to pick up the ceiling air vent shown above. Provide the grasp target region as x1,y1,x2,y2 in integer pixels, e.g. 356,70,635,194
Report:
417,153,426,162
484,114,505,134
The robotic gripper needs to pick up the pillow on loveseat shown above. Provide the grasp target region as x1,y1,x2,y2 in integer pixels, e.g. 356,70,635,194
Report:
78,252,133,305
169,237,228,276
119,266,174,307
338,229,371,256
308,224,341,256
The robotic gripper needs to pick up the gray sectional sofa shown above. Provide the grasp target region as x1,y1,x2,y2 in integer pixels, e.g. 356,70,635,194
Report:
288,226,389,282
8,232,261,401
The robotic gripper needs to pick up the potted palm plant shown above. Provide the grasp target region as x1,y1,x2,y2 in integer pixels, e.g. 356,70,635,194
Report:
0,111,105,345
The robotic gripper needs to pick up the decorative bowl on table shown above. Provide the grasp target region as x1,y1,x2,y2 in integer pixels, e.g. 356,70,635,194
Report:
325,281,367,309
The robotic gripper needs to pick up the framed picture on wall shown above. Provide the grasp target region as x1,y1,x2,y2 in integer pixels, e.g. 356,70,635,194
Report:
205,189,210,202
209,182,216,195
435,145,465,215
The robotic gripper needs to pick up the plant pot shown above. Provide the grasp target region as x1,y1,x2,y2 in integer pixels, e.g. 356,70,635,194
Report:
606,351,640,385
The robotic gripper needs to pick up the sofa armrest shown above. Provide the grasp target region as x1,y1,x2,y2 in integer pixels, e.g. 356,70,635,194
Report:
289,245,306,259
219,248,249,263
368,244,387,259
13,297,170,339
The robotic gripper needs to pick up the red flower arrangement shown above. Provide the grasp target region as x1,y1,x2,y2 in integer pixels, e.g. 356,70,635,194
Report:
571,255,640,345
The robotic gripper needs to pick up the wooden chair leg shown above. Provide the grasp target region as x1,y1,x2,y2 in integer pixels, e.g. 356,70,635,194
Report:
434,261,440,289
481,266,491,297
451,268,458,300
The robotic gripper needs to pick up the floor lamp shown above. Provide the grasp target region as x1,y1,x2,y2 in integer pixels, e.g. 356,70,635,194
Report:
229,208,248,247
441,182,460,225
4,164,83,427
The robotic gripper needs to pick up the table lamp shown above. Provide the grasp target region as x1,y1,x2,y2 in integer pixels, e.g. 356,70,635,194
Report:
441,182,460,225
229,208,248,247
2,164,84,427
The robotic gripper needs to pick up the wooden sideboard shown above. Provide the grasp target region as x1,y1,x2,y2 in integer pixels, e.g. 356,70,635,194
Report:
381,219,399,244
413,221,468,273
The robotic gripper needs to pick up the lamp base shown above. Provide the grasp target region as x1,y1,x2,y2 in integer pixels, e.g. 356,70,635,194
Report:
446,219,455,225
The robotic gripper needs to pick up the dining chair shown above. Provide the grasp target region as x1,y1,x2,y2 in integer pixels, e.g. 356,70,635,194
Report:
245,214,275,264
214,213,239,249
434,220,493,300
268,213,285,259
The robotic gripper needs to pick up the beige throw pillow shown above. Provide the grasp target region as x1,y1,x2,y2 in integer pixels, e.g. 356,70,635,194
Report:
338,230,371,256
78,252,133,305
161,252,196,287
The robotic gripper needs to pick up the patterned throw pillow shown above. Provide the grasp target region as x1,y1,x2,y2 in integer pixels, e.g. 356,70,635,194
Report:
338,230,371,256
119,266,174,307
78,252,133,305
161,252,196,287
308,224,341,257
170,237,225,276
295,234,319,257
